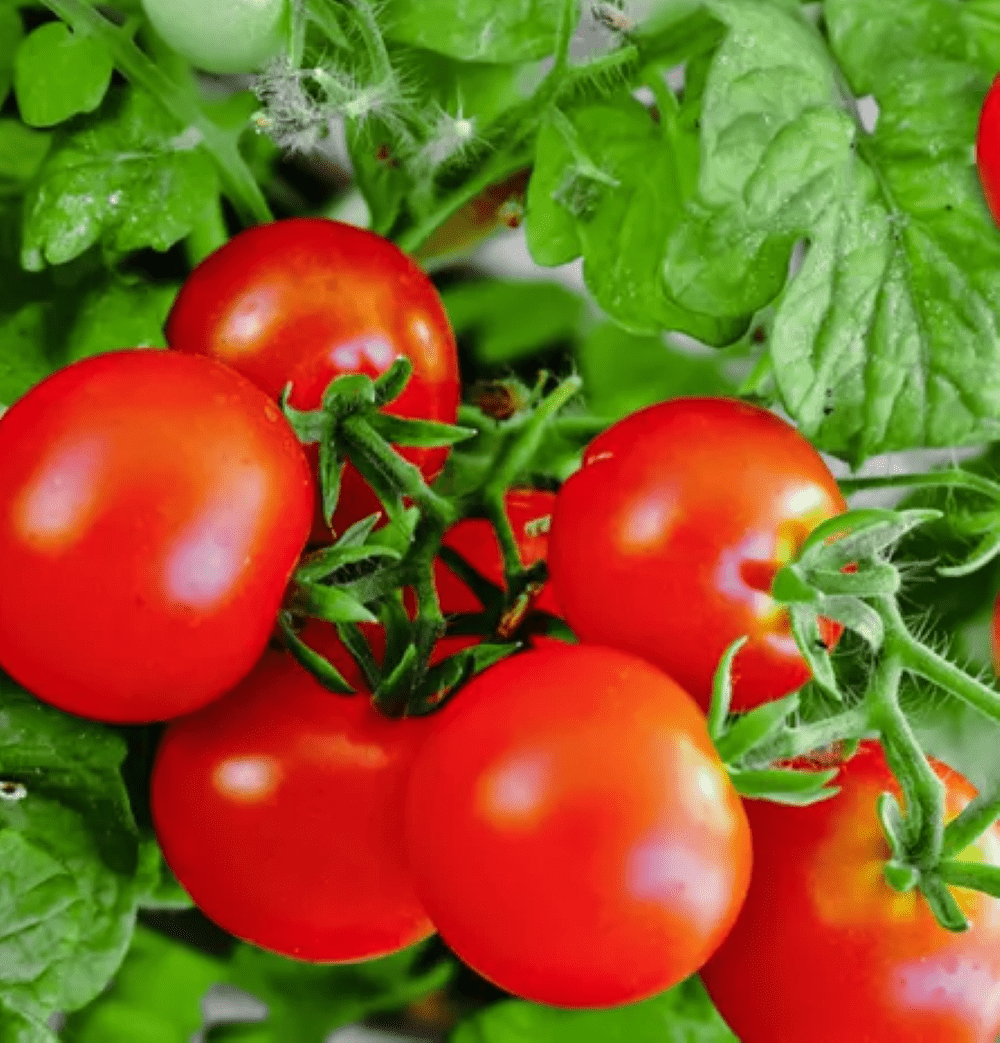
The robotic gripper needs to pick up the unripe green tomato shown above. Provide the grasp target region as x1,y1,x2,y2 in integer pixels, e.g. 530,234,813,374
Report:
141,0,288,75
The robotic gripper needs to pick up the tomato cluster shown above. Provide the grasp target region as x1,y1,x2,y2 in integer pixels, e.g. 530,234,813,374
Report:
4,217,1000,1036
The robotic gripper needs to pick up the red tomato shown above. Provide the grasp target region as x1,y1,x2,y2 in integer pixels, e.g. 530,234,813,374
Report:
977,75,1000,227
152,620,434,962
404,644,752,1008
548,397,846,712
165,218,460,543
701,742,1000,1042
0,350,313,723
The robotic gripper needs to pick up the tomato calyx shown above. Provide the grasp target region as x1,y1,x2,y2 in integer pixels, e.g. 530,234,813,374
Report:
281,370,584,718
707,499,1000,934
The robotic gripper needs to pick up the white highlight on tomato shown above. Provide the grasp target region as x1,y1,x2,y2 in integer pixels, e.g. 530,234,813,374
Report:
618,493,676,554
213,755,283,802
164,467,267,609
477,751,551,827
625,835,731,930
330,335,396,372
14,437,105,550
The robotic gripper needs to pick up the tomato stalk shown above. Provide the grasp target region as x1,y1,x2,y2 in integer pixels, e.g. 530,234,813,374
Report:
769,507,1000,929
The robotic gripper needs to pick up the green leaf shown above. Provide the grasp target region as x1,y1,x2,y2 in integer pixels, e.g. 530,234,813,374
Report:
453,975,736,1042
212,939,452,1043
0,6,24,108
383,0,566,62
62,279,175,359
22,87,219,270
442,279,586,365
578,321,735,421
14,22,113,128
0,120,51,192
528,99,746,342
61,926,228,1043
666,0,1000,463
0,677,142,1027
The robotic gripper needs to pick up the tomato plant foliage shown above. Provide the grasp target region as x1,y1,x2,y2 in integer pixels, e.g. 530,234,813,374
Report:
4,0,1000,1039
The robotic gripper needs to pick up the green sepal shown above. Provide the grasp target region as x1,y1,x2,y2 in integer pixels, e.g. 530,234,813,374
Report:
319,435,344,529
281,389,330,444
798,508,943,569
335,622,382,691
937,527,1000,578
706,636,749,743
715,692,800,765
322,372,377,413
770,565,818,605
808,562,900,598
367,412,478,449
296,580,379,625
336,512,384,547
919,874,969,933
278,613,357,694
728,767,840,806
407,642,521,716
789,605,841,699
372,642,420,717
813,595,884,651
373,356,413,406
296,542,400,584
938,859,1000,900
876,790,909,862
883,859,920,893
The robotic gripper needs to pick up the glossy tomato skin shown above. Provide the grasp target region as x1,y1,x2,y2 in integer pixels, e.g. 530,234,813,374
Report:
549,397,846,712
165,218,460,543
977,75,1000,227
701,742,1000,1043
141,0,287,75
152,620,434,962
0,350,313,723
404,644,752,1008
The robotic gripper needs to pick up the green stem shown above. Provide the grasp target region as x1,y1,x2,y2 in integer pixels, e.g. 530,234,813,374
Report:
394,146,533,256
867,646,945,867
41,0,272,227
482,489,525,591
883,598,1000,726
484,375,583,497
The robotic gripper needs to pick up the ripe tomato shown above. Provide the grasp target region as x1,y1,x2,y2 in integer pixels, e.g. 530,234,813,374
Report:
548,397,846,712
0,349,313,723
140,0,288,74
152,620,434,962
165,218,460,543
404,644,752,1008
700,742,1000,1042
977,75,1000,228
